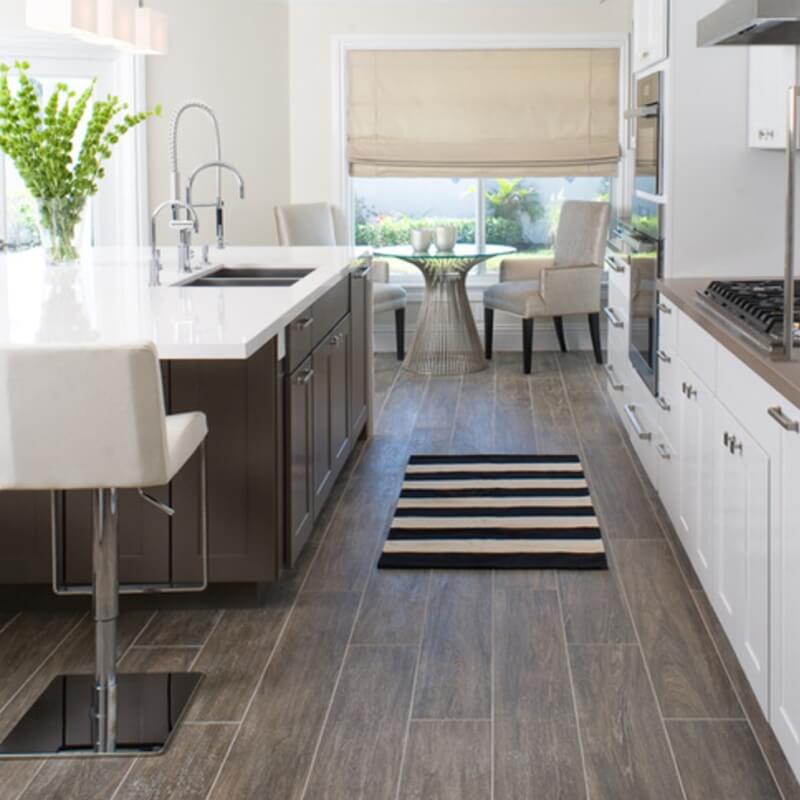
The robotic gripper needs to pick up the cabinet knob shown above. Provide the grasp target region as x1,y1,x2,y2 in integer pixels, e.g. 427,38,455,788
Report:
294,368,314,385
758,129,776,141
682,382,697,399
729,436,743,455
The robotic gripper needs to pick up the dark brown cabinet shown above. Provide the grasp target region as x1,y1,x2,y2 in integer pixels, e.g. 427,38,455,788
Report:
350,264,370,435
312,315,352,515
285,356,314,567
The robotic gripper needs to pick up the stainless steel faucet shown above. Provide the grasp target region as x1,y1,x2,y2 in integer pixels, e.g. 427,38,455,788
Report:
149,200,199,285
186,161,246,249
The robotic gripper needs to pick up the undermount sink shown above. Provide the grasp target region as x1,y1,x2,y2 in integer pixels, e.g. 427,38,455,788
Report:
179,266,315,287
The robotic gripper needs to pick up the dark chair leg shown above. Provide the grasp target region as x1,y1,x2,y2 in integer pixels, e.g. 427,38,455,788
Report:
588,312,603,365
395,307,406,361
553,316,567,353
485,307,494,360
522,319,534,375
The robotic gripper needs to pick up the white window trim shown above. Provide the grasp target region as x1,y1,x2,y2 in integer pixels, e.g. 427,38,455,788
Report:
0,31,149,248
331,32,632,286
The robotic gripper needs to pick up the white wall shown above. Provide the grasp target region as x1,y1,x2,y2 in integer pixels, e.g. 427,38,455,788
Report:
146,0,290,246
288,0,633,206
667,0,786,278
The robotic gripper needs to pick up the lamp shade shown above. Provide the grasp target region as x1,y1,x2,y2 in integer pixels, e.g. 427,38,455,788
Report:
25,0,98,37
135,6,168,55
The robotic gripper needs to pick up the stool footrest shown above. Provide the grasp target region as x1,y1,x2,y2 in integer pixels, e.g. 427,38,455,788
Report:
0,672,202,758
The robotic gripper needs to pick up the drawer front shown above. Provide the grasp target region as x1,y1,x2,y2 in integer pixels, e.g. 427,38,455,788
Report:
286,311,315,373
623,397,658,487
606,252,630,300
716,343,785,448
312,277,350,351
658,294,677,350
656,349,680,448
678,312,717,392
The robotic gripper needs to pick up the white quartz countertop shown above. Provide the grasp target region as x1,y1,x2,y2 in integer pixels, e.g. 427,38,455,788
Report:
0,246,368,360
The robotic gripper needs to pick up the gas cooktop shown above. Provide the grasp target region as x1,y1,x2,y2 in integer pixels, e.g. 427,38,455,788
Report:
698,279,800,352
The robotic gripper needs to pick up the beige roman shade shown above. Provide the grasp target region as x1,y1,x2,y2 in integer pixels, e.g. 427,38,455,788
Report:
347,48,621,178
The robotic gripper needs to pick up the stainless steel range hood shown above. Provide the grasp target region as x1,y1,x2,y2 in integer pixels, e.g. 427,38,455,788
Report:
698,0,800,46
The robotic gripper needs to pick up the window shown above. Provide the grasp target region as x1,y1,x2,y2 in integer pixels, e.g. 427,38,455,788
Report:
353,175,615,279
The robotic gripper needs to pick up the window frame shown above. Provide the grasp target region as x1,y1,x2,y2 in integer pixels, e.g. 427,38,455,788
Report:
333,33,632,284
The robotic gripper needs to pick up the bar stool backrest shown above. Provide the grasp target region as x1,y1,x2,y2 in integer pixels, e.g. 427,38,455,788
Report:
0,342,170,490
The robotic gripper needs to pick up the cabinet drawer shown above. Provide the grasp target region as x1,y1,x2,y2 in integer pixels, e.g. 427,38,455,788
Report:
286,277,351,373
678,313,717,392
608,273,629,320
657,294,677,350
312,277,350,351
606,252,630,300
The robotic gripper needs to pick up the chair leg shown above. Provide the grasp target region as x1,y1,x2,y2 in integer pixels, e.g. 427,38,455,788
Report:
553,316,567,353
92,487,119,752
395,307,406,361
485,307,495,360
588,313,603,365
522,319,534,375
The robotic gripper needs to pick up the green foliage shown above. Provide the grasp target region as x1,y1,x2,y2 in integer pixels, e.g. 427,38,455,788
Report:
355,214,526,248
0,61,160,261
484,178,544,224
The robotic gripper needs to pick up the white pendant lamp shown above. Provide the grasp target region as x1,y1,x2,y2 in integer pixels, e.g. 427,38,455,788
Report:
25,0,98,37
135,3,168,56
25,0,168,55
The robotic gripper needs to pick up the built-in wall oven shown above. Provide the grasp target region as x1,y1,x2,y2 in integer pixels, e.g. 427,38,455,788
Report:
630,71,663,197
623,71,665,396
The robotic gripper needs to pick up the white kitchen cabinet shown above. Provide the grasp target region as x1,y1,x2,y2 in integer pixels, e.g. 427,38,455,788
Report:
633,0,669,74
748,46,797,150
769,400,800,779
676,359,715,586
713,401,770,714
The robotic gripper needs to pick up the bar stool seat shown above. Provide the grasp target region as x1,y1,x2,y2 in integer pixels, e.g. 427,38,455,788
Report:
0,342,209,759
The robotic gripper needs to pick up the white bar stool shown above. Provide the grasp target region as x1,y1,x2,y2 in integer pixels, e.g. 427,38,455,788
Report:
0,342,209,758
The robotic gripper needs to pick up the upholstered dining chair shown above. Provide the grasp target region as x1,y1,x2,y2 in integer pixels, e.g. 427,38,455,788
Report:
483,200,611,374
274,202,407,360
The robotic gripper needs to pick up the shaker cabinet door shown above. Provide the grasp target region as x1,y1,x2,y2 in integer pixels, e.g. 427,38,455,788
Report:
770,400,800,778
713,401,770,714
285,357,315,568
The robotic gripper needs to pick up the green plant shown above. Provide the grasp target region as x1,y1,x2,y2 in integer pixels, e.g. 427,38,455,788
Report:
0,61,160,263
484,178,544,224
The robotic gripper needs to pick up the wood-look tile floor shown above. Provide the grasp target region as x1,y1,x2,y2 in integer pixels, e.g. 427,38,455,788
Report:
1,352,799,800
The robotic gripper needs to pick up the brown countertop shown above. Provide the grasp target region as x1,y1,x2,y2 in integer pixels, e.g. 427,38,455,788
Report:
658,277,800,410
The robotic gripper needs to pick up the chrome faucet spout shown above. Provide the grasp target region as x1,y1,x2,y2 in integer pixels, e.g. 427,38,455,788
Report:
168,101,222,211
186,161,246,250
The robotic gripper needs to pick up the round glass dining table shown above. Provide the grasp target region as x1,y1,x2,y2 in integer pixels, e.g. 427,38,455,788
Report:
373,244,515,376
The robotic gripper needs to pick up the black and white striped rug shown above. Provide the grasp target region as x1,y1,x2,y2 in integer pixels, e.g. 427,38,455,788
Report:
378,455,607,570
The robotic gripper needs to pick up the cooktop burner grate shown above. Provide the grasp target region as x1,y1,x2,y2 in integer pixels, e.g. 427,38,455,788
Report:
703,280,800,339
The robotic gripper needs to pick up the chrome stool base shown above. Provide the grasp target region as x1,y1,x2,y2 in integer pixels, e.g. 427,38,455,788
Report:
0,672,202,759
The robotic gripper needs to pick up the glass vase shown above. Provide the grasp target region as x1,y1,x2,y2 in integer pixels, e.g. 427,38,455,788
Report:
37,197,85,266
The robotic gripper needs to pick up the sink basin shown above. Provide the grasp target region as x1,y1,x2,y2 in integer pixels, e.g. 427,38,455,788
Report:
179,266,315,287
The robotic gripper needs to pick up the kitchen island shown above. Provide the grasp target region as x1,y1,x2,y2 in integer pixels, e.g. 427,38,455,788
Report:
0,245,374,589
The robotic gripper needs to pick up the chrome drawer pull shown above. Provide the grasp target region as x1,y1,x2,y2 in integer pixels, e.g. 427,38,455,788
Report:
351,264,372,279
657,302,672,315
657,396,671,412
768,406,800,433
656,443,671,460
603,307,624,329
292,317,313,331
605,256,625,274
656,350,672,364
604,364,624,391
624,404,653,441
294,368,314,385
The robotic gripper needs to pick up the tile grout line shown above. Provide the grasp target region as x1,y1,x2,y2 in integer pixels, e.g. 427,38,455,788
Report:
0,612,21,639
556,353,690,800
584,357,789,800
12,761,46,800
0,612,87,719
554,571,591,800
203,363,422,800
489,567,496,800
393,569,433,800
188,610,226,671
